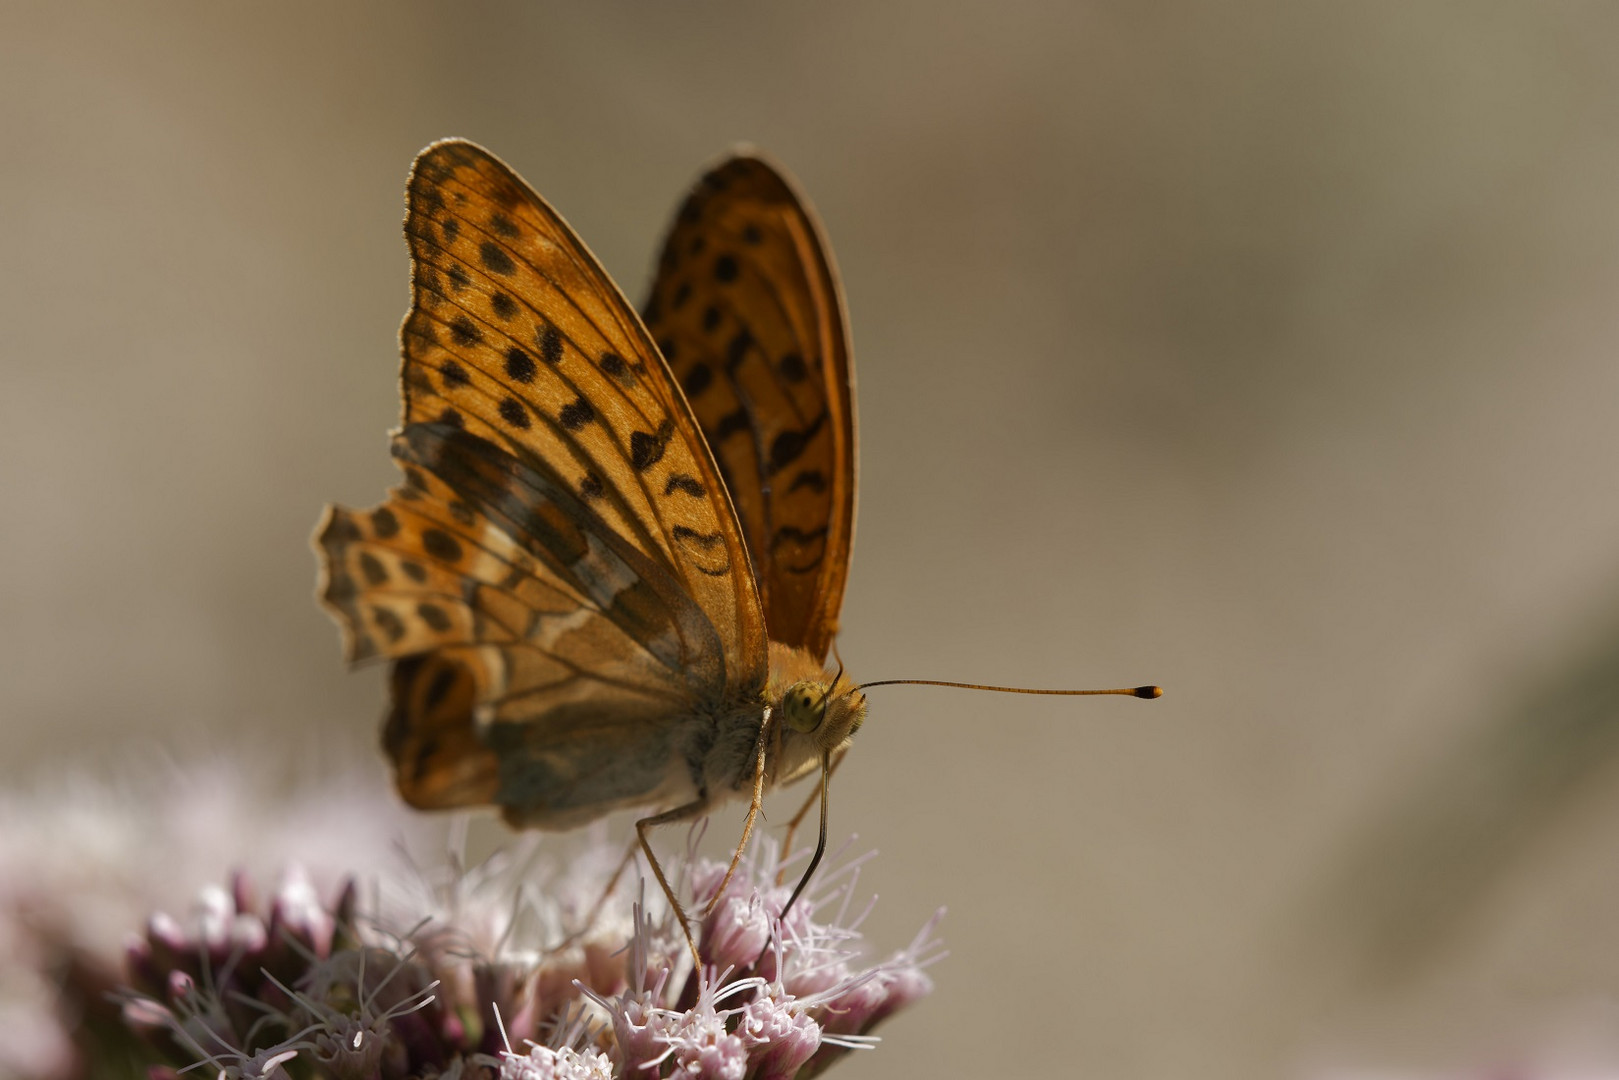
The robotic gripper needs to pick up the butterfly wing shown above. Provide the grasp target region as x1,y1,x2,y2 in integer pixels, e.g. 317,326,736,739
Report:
641,154,856,662
315,139,768,826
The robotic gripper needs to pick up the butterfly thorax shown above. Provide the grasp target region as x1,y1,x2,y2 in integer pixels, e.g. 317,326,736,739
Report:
757,640,866,790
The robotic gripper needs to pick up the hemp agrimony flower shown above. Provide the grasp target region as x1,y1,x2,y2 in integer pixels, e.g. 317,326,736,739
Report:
1,752,940,1079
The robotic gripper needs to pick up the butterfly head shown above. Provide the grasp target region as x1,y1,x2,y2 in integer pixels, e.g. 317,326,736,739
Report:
778,677,866,755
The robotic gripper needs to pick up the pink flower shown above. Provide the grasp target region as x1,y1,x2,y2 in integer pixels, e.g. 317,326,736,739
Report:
585,840,944,1080
2,748,941,1079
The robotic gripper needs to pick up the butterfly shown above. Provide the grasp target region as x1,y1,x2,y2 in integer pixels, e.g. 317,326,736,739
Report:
314,140,865,954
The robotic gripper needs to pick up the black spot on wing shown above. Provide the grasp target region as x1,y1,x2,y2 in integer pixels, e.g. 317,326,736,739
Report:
673,525,724,549
537,323,564,365
439,361,470,389
630,421,673,472
664,474,705,497
682,363,713,399
771,525,829,552
505,346,536,383
714,409,750,442
358,552,389,586
401,560,428,583
771,524,830,573
489,212,519,239
372,606,406,643
787,469,827,494
675,522,733,578
490,292,517,319
714,254,739,283
726,328,752,374
498,397,531,430
599,351,627,379
417,602,452,632
371,507,400,538
446,264,470,291
558,397,595,431
778,352,808,383
423,664,457,710
480,242,515,275
767,411,826,475
450,317,481,346
422,528,463,563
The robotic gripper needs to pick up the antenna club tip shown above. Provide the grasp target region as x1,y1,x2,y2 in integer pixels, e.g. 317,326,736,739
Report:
1134,685,1163,699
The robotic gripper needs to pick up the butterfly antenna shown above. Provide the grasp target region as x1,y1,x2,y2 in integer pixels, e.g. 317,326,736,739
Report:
814,657,847,712
854,679,1163,699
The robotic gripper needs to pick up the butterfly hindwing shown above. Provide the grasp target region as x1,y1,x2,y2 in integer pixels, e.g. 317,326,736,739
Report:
642,154,856,661
384,647,700,827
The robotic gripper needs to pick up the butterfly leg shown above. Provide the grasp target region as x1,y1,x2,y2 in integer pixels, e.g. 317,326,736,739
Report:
636,796,712,971
702,708,773,918
777,747,846,885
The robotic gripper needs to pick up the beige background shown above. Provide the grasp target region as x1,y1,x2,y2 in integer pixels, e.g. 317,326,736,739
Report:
8,3,1619,1077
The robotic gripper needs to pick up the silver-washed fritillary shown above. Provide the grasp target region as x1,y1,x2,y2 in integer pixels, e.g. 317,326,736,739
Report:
315,141,862,955
314,140,1159,958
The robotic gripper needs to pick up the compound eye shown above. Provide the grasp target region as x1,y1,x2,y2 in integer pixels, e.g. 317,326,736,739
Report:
784,684,825,733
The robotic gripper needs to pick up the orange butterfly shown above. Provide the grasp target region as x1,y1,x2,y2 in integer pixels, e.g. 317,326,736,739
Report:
314,140,863,952
315,141,1159,959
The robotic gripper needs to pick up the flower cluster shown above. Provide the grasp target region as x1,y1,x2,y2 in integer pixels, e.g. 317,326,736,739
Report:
583,845,940,1080
110,831,940,1080
0,747,432,1080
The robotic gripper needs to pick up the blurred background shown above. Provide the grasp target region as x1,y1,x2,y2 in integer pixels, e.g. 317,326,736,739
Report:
7,2,1619,1077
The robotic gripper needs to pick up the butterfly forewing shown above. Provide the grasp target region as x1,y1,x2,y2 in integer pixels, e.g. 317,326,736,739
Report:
398,140,766,680
642,155,855,661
